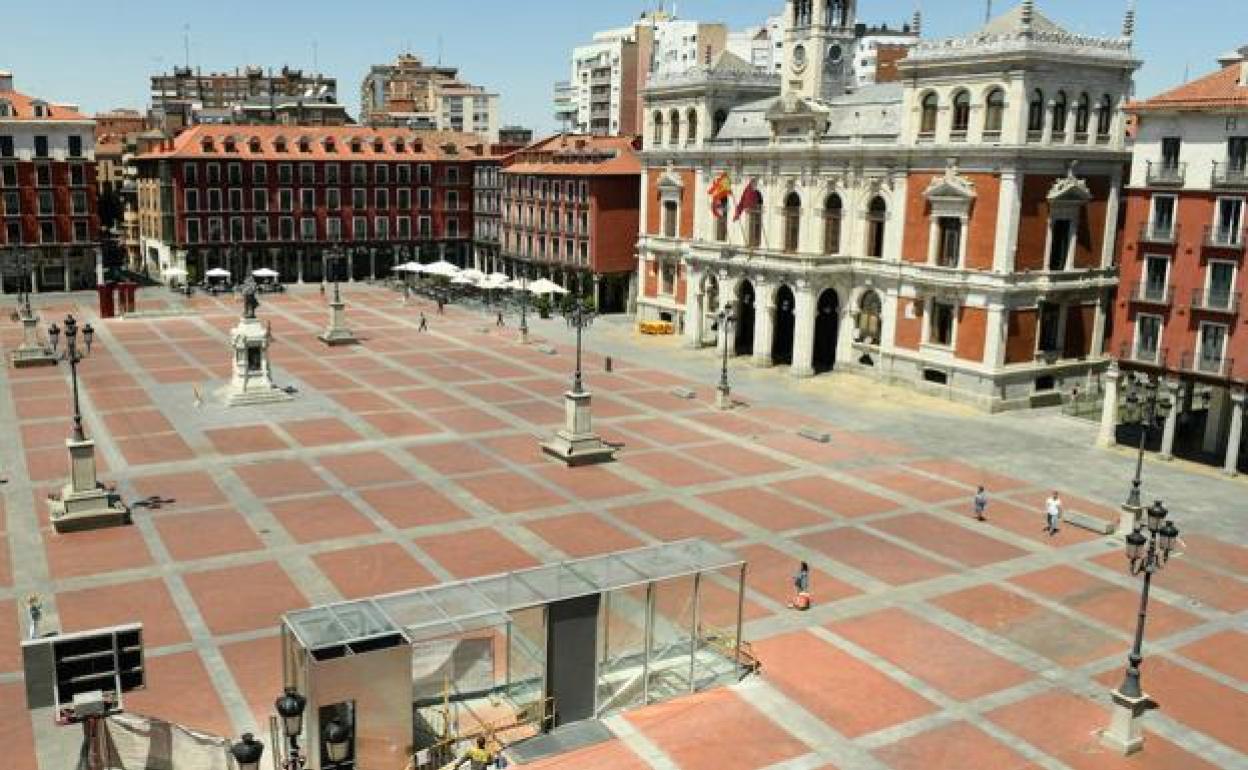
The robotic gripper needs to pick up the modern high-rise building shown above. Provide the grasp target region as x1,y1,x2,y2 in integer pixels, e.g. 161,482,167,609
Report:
557,11,726,137
148,66,347,132
0,71,101,293
360,54,500,142
727,14,785,74
636,1,1140,412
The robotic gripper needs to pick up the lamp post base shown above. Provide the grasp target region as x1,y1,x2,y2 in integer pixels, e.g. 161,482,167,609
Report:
1100,688,1152,755
541,390,617,467
716,386,732,410
50,486,131,533
318,300,358,346
11,315,57,368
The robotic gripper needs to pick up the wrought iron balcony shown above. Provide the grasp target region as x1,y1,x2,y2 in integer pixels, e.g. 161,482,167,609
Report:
1180,350,1234,378
1118,341,1168,368
1138,222,1178,245
1212,160,1248,188
1146,161,1186,186
1129,280,1174,306
1190,287,1241,314
1203,225,1247,250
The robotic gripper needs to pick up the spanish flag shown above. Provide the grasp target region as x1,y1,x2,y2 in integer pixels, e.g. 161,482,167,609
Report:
707,172,732,220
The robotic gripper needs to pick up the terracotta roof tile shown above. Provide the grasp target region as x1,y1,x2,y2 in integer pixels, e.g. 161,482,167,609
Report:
135,124,493,162
0,88,90,121
502,134,641,176
1128,64,1248,111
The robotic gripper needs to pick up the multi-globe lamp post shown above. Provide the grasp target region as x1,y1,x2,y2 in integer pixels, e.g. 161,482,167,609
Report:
1121,375,1172,515
237,687,352,770
716,306,735,409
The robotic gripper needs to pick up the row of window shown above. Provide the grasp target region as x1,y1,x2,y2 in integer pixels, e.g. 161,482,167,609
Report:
183,187,464,214
652,109,700,146
199,135,432,158
183,215,456,244
503,177,590,202
0,163,89,187
1146,195,1245,245
1133,314,1232,376
0,135,85,159
1,189,90,216
183,161,458,187
3,220,92,244
507,206,591,234
919,88,1114,139
503,232,590,265
1137,255,1239,311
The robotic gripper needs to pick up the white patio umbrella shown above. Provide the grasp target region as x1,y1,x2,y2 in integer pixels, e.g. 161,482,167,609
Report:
481,275,510,290
460,268,486,281
528,278,569,295
252,267,279,279
391,262,420,273
450,273,478,286
422,260,461,277
486,272,510,284
162,266,187,277
205,267,231,279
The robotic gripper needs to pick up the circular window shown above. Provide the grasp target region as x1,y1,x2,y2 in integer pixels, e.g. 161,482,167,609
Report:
827,44,843,64
792,44,808,72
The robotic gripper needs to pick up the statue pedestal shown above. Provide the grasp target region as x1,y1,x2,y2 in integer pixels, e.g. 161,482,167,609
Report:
541,390,617,466
11,314,56,368
318,299,358,346
716,385,732,410
1101,689,1152,755
220,316,293,407
49,438,130,533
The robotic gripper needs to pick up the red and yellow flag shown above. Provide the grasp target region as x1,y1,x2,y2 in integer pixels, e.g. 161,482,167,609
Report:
707,171,732,219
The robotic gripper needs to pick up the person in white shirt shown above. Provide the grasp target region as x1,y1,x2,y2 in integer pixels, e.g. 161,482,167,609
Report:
1044,492,1063,536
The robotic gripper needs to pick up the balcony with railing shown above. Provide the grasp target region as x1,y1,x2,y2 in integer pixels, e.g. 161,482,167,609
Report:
1190,287,1241,314
1146,161,1186,186
1119,341,1168,369
1128,280,1174,306
1138,221,1179,245
1180,350,1234,378
1212,160,1248,188
1203,224,1247,251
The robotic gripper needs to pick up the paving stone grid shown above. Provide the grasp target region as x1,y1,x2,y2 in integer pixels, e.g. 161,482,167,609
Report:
0,286,1245,770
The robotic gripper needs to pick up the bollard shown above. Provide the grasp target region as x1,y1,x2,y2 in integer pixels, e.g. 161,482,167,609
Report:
604,356,613,372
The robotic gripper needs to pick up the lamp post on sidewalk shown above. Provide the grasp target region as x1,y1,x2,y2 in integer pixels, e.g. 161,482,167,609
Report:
47,314,95,442
564,288,595,395
1103,500,1180,755
1121,375,1172,519
518,264,530,344
716,305,735,410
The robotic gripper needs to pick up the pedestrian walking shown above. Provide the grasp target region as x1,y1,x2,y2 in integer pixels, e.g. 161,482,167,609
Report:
319,283,325,297
787,561,811,611
436,296,445,315
496,311,505,327
1044,491,1063,536
418,312,428,332
26,594,42,640
973,486,988,521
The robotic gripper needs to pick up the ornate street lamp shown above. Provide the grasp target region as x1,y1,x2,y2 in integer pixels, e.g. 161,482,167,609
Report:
716,306,735,409
563,285,595,395
47,314,95,442
322,720,351,767
275,687,307,769
518,264,530,343
1121,375,1172,512
1103,500,1180,754
230,733,265,770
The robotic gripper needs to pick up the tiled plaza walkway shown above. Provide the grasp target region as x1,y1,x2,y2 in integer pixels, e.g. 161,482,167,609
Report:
1,286,1244,770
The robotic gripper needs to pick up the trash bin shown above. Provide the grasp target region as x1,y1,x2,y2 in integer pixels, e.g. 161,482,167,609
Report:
96,284,116,319
118,281,137,314
604,356,613,372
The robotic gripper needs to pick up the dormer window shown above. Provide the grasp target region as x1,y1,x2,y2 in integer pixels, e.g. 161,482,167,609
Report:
298,138,311,153
324,137,336,153
223,138,236,153
31,101,49,118
274,138,287,153
201,137,215,153
248,138,262,153
373,139,384,153
351,139,362,153
0,100,12,117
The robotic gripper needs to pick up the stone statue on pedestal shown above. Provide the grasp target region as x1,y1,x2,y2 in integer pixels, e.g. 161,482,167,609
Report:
241,276,259,319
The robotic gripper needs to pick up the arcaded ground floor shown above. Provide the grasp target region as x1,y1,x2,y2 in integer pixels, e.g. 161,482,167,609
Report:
1,286,1245,770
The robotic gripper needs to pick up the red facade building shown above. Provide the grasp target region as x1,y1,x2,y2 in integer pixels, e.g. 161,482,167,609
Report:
0,71,100,293
500,134,641,312
133,124,491,283
1103,48,1248,474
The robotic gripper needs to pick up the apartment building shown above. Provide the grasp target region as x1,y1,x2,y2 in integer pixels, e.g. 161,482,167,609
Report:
360,54,500,142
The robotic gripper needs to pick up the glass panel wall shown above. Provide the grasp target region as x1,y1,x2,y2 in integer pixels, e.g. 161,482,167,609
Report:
595,585,649,716
646,574,696,703
507,606,546,707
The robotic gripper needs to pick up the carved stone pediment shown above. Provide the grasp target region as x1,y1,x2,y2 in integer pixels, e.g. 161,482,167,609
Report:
924,162,977,217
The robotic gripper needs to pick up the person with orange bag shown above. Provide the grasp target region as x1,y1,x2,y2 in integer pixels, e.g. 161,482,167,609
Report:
787,561,811,611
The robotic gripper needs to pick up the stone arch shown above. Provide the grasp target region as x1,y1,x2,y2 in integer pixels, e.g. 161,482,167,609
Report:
813,288,840,373
919,91,939,135
686,108,699,143
735,279,756,355
668,108,681,145
866,195,888,257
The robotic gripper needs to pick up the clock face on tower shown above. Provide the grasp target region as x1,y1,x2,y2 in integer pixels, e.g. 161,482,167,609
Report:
826,44,843,65
792,44,808,73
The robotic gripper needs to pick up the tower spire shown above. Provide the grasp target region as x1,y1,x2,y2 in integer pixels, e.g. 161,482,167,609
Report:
1020,0,1034,37
912,7,922,36
1123,0,1137,40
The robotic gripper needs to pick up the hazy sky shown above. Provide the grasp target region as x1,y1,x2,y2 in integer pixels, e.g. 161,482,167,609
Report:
2,1,1243,132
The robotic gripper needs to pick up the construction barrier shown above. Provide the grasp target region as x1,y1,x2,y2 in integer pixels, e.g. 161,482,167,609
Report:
638,320,674,335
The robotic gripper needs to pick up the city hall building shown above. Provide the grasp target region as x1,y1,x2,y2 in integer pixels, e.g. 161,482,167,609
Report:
636,1,1139,411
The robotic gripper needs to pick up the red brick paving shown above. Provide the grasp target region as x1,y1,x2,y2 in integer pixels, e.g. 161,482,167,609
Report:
734,543,860,606
1009,565,1202,639
182,561,308,635
0,599,21,673
357,482,471,529
904,459,1032,493
532,464,646,501
128,470,228,511
20,420,72,449
99,408,176,437
13,395,68,420
931,584,1122,666
1088,551,1248,612
623,450,729,487
407,441,501,476
458,470,570,514
329,389,400,413
154,508,265,561
609,500,742,544
0,535,9,588
319,450,413,488
1179,533,1248,574
0,681,37,770
699,487,830,532
429,406,512,434
1176,630,1248,683
203,424,288,455
987,689,1222,770
803,527,953,586
361,410,441,438
234,459,329,499
958,496,1099,547
859,468,968,504
682,442,793,476
626,688,809,770
614,417,715,446
869,513,1028,568
219,635,283,726
267,494,378,543
55,578,189,647
829,608,1032,701
115,431,196,465
123,651,233,737
770,476,900,519
753,630,936,737
477,434,553,466
415,527,539,579
313,543,437,599
524,512,643,558
24,446,70,483
874,720,1040,770
281,417,363,447
44,525,153,579
517,738,648,770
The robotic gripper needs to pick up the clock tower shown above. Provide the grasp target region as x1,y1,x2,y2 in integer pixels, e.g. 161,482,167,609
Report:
782,0,858,102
